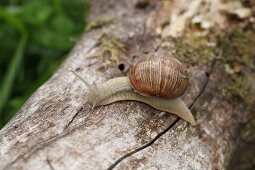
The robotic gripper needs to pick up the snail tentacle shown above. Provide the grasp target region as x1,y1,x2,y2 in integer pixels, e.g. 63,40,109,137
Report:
71,71,100,108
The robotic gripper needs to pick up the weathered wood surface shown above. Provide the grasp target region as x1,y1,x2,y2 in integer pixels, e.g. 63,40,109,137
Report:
0,0,251,170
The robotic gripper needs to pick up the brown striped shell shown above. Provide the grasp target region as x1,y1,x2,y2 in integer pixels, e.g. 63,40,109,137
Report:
128,56,189,99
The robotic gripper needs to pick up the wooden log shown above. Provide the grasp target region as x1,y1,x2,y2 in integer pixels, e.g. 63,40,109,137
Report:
0,0,251,169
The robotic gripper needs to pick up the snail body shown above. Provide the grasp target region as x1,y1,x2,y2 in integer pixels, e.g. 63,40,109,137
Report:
72,56,196,126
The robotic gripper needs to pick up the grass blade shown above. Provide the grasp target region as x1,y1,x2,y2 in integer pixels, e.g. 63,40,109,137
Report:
0,34,28,117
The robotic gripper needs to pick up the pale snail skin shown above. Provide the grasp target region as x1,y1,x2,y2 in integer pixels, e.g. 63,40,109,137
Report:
71,57,196,126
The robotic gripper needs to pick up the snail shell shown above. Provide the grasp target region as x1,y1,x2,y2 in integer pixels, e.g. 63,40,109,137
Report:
128,56,189,98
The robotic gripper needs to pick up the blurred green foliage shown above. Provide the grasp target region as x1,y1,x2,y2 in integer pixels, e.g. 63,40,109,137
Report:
0,0,89,128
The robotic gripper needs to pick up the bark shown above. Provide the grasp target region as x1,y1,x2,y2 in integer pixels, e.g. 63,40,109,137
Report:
0,0,252,170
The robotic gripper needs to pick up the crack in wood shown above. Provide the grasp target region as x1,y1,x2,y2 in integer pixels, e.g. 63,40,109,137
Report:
107,60,217,170
63,107,83,131
46,158,55,170
189,59,216,109
107,117,180,170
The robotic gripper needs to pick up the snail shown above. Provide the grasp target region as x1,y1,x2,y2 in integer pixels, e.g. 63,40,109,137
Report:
72,56,196,126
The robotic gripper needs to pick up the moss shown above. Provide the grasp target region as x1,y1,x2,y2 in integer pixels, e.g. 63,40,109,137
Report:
218,28,255,111
175,31,255,168
174,28,255,111
217,29,255,170
241,114,255,142
217,29,255,69
174,28,255,67
227,113,255,170
221,73,255,111
173,34,218,65
87,33,129,72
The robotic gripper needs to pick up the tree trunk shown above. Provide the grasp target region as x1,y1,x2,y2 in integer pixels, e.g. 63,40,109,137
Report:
0,0,254,170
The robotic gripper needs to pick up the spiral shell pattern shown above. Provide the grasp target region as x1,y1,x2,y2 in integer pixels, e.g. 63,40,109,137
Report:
128,56,189,98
